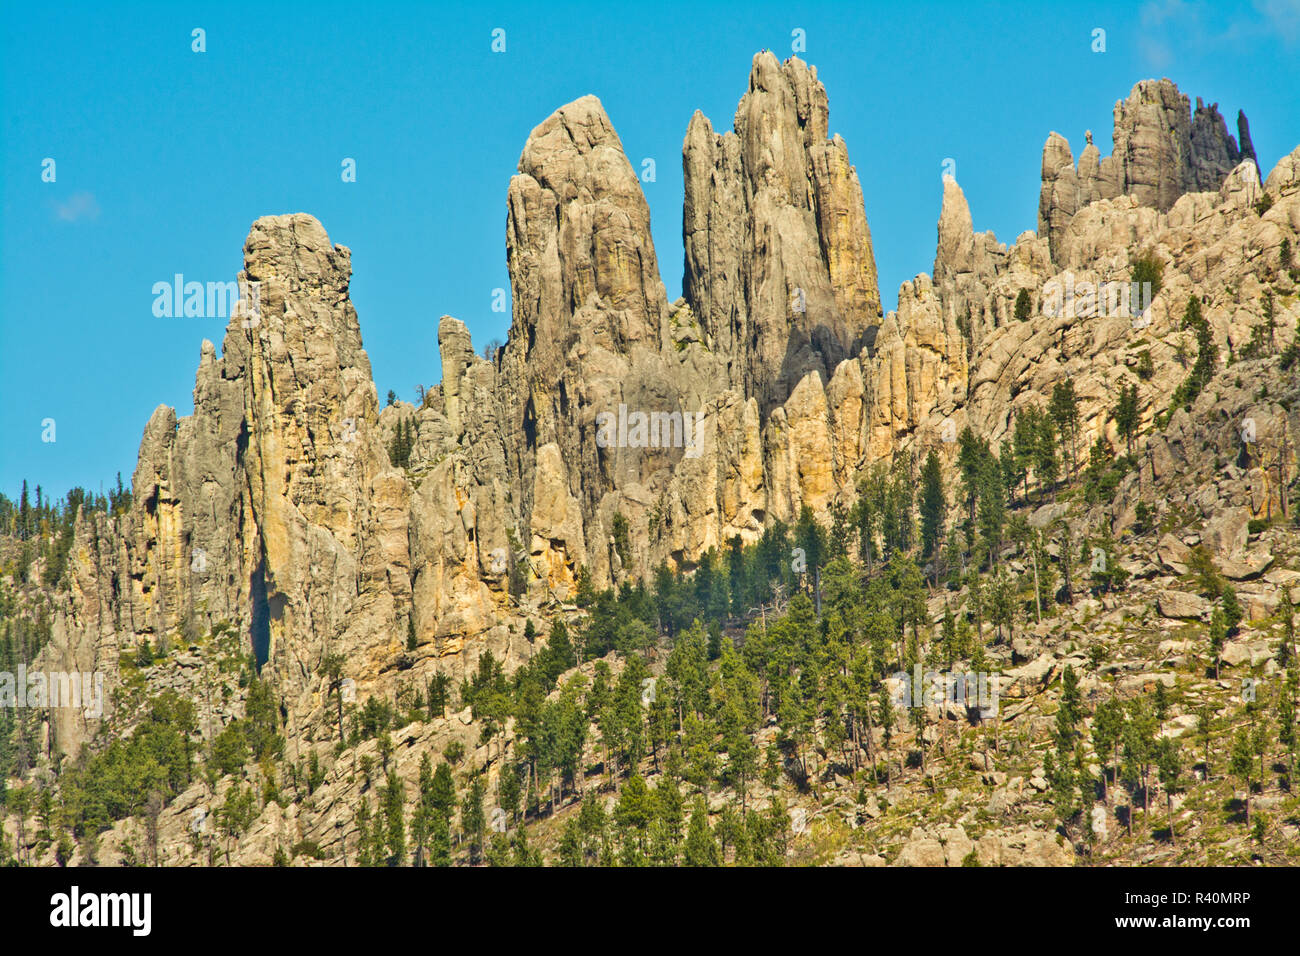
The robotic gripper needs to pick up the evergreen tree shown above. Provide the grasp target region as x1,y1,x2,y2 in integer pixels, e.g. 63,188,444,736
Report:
1012,407,1041,501
1172,295,1217,409
1092,697,1124,805
382,771,406,865
1122,699,1158,824
1277,666,1298,790
1035,414,1060,498
919,449,946,563
1208,608,1227,679
1056,665,1082,746
323,653,347,743
1014,287,1033,322
1156,737,1183,845
683,797,720,866
1196,706,1214,782
428,812,451,867
1113,381,1140,455
1229,728,1255,827
614,773,652,864
877,686,895,789
1049,381,1081,479
461,776,486,863
355,796,374,867
1221,586,1244,637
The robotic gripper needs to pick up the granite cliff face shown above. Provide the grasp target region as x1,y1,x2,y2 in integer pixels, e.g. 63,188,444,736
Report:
682,53,882,412
44,217,417,752
1038,79,1257,260
383,52,888,610
36,62,1300,784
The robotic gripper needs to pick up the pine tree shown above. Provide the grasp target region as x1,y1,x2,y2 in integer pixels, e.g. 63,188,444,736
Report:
1014,287,1033,322
1035,414,1060,499
1011,407,1040,501
1049,381,1081,479
919,449,946,563
1056,665,1082,746
1281,589,1297,663
1173,295,1218,409
411,755,432,865
877,686,895,789
1156,737,1183,845
1196,706,1214,782
683,797,720,866
1208,608,1227,679
1092,698,1124,805
941,602,958,668
461,775,486,862
975,453,1007,564
1122,699,1158,823
428,812,451,867
1221,586,1244,636
1113,381,1140,455
355,795,374,867
1229,728,1255,827
1277,666,1298,790
382,771,406,865
427,671,452,719
18,480,29,540
614,773,652,864
323,652,347,742
1153,680,1169,721
956,427,985,523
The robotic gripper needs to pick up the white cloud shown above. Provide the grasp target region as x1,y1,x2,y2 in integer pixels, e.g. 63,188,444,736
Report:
1137,0,1298,70
1254,0,1300,45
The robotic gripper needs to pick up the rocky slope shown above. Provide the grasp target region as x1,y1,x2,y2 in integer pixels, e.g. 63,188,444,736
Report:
6,55,1300,866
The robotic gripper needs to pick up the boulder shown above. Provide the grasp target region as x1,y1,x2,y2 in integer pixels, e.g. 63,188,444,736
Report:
1157,590,1210,620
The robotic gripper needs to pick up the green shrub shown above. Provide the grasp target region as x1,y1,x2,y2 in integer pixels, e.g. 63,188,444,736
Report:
1130,251,1165,302
1014,288,1033,322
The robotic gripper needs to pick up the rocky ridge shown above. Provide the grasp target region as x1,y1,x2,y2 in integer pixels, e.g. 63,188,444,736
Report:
10,56,1300,867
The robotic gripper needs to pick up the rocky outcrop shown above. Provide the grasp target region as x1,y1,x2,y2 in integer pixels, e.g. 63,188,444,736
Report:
1114,79,1197,210
682,52,881,413
43,216,418,751
17,51,1300,877
1189,98,1243,192
894,824,1075,867
1038,79,1253,262
37,64,1300,773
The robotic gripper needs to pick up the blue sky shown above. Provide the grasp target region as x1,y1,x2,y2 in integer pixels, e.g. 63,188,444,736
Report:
3,0,1299,502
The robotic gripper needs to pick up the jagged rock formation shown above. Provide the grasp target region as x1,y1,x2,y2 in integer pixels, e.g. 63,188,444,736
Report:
387,52,886,604
682,53,882,412
43,217,423,752
34,61,1300,782
1238,110,1257,166
1038,79,1253,261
